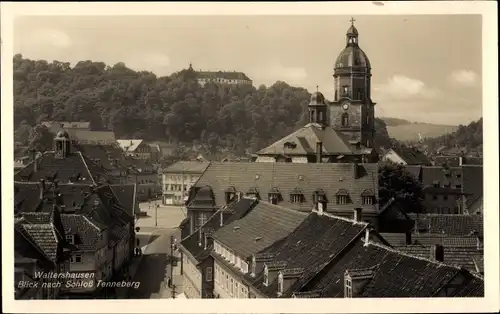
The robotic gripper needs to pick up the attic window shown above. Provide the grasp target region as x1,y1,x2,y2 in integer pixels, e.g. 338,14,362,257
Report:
290,188,304,204
362,196,374,205
65,235,74,245
336,189,350,205
268,187,281,205
225,186,237,204
246,187,260,199
283,141,297,149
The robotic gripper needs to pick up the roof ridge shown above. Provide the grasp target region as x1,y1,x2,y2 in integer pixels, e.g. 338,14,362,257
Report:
77,151,97,185
365,240,464,270
261,200,309,217
315,210,370,226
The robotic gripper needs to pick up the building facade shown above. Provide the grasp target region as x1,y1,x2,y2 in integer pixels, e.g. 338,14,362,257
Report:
117,139,153,160
162,161,210,205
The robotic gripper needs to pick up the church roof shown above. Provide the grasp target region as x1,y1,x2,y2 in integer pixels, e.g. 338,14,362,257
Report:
335,45,371,69
257,123,370,156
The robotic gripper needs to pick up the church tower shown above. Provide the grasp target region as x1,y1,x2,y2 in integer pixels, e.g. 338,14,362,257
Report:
329,18,375,148
308,88,328,127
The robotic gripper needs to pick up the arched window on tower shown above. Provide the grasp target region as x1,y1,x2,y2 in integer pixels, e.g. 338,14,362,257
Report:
341,113,349,127
318,111,323,123
343,86,349,97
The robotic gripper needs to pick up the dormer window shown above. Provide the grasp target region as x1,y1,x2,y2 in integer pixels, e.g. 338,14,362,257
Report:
290,188,304,204
225,186,237,204
336,189,350,205
344,275,353,298
268,187,281,205
66,235,74,245
246,187,259,199
263,265,269,286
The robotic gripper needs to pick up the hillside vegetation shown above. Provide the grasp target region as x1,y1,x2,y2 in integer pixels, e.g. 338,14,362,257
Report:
13,55,395,155
422,118,483,151
386,123,458,142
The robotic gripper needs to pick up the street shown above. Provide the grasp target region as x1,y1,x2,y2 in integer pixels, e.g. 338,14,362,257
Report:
127,202,186,299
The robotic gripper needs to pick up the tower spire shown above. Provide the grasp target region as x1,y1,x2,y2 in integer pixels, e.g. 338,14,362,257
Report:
316,85,319,93
350,17,356,26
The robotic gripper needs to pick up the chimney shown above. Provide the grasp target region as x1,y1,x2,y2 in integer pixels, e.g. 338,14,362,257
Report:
219,210,224,227
363,228,370,246
317,201,325,215
353,208,363,222
204,232,208,250
31,150,38,173
459,156,464,166
39,179,46,200
353,163,359,179
430,244,444,262
251,253,275,277
316,142,323,163
405,232,412,245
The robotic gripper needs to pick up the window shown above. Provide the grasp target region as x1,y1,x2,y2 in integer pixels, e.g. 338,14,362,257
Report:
344,276,352,298
206,267,213,282
197,212,208,228
455,184,462,189
235,282,239,298
337,195,348,205
230,278,234,295
290,193,303,203
241,261,249,274
71,254,82,263
362,196,373,205
225,274,229,290
263,267,269,286
341,113,349,127
66,235,74,244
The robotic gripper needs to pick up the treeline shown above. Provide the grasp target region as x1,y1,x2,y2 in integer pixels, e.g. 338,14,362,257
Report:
422,118,483,151
13,55,393,155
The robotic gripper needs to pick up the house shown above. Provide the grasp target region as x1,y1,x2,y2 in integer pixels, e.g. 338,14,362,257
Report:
14,131,115,185
73,144,129,183
192,63,253,87
404,165,483,215
184,162,379,235
234,210,483,298
14,208,72,299
116,139,153,160
180,197,261,298
381,146,432,166
41,121,91,132
432,155,483,167
210,199,308,298
14,181,135,297
67,130,116,146
162,161,210,205
125,158,160,201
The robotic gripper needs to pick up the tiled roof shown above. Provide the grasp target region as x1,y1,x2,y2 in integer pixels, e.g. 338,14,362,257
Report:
181,198,259,264
193,162,379,214
163,161,210,174
116,139,144,152
420,166,463,188
453,275,484,297
409,214,483,237
379,233,479,247
110,184,137,216
212,201,308,259
251,212,368,297
67,130,116,142
61,214,103,250
16,222,60,262
462,165,483,208
73,144,127,171
197,71,251,81
41,121,91,130
394,245,483,272
14,151,112,184
14,225,55,270
390,147,432,165
257,123,370,156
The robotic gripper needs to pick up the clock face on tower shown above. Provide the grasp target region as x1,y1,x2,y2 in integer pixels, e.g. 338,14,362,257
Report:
342,103,349,110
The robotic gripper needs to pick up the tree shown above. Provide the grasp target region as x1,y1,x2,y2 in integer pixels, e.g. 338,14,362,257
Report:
378,162,424,213
13,56,395,156
28,125,55,152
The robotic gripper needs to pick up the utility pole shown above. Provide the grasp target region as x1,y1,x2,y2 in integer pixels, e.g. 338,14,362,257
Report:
170,235,177,299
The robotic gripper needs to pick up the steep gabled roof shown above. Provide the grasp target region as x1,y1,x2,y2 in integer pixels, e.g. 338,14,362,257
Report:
389,146,432,166
408,213,483,237
116,139,144,152
163,161,210,174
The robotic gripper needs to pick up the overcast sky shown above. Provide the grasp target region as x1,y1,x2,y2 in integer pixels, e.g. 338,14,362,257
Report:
13,15,482,125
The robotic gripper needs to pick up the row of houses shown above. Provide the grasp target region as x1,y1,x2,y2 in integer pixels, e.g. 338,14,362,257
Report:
381,145,483,167
179,197,484,299
13,131,138,299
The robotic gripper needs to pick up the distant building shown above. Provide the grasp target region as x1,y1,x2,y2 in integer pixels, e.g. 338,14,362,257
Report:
116,139,153,160
162,161,210,205
40,121,116,145
190,64,252,87
382,146,432,166
255,22,378,163
405,165,483,215
432,155,483,167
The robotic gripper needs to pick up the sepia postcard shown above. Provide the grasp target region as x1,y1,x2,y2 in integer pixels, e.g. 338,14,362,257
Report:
1,1,499,313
